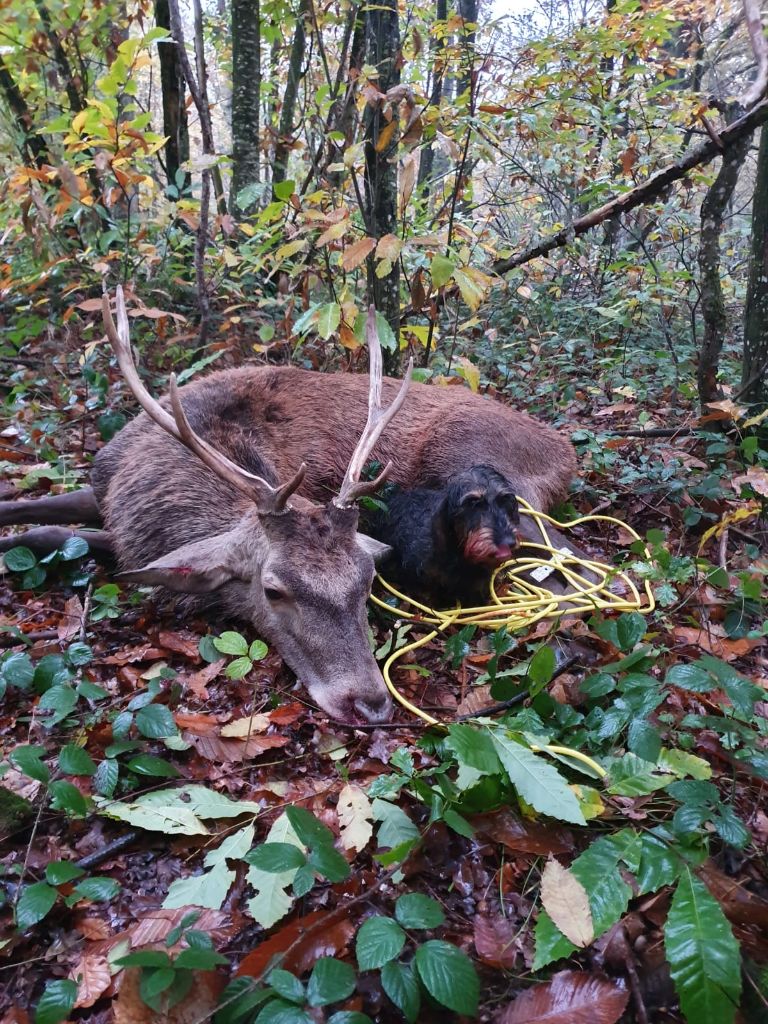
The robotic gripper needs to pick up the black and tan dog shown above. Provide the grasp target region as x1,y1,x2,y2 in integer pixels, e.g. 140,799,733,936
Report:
365,465,523,605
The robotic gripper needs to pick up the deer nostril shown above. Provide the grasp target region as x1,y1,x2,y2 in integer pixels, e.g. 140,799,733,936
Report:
354,693,393,724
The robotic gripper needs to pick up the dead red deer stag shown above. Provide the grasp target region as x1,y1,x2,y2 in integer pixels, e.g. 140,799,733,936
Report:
1,288,586,720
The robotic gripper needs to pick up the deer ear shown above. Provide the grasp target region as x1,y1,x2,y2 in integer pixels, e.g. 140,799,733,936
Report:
356,533,392,564
118,534,241,594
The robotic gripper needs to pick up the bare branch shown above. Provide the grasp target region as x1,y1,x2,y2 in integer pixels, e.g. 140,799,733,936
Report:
742,0,768,106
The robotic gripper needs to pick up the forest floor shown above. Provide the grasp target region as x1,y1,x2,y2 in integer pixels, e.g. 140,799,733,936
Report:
0,335,766,1023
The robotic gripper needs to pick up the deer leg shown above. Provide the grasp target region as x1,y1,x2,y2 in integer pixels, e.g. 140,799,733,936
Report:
0,527,113,561
0,487,102,527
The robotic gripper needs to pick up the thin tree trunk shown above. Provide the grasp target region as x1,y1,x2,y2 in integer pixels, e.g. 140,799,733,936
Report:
231,0,262,212
191,0,227,216
0,54,48,166
363,0,401,347
696,106,751,406
272,0,309,191
155,0,190,191
741,124,768,412
417,0,447,198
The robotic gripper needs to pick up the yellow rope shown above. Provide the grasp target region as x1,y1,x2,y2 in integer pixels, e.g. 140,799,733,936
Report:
372,498,654,778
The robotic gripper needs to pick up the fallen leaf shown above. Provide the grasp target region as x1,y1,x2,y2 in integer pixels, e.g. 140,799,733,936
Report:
540,858,594,947
237,908,355,978
183,658,225,700
156,630,202,661
673,626,762,662
337,783,373,853
129,909,230,950
473,809,574,855
70,953,112,1008
500,970,629,1023
57,594,84,642
114,968,223,1024
732,466,768,497
220,713,270,737
474,914,519,968
185,730,289,762
76,916,112,940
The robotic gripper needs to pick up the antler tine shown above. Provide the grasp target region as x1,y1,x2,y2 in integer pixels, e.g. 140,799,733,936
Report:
102,286,304,514
333,305,413,508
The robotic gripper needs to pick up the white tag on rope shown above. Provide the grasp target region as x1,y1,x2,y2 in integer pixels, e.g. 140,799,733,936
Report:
529,547,572,583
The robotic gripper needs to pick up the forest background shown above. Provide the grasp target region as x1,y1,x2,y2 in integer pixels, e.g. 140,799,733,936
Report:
1,0,768,1021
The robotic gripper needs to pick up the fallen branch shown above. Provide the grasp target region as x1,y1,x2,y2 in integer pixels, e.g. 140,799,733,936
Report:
492,100,768,275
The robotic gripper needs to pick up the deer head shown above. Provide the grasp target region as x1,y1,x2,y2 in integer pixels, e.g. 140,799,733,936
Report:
102,288,411,724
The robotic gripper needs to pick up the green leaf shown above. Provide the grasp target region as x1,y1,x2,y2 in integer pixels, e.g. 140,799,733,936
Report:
72,876,121,902
249,640,268,661
616,611,646,651
174,947,228,970
59,535,90,561
269,969,305,1005
199,635,221,663
381,961,420,1023
316,302,341,340
10,745,50,783
35,978,78,1024
45,861,85,885
430,255,455,288
49,780,89,817
447,724,501,772
117,949,173,968
58,744,97,776
4,546,37,572
665,868,741,1024
274,179,295,201
246,843,307,873
140,967,176,1002
395,893,445,929
94,758,119,796
489,728,585,824
607,753,670,796
38,684,78,726
636,829,682,895
371,799,420,848
226,656,253,679
306,957,356,1007
306,839,349,882
414,940,478,1016
213,631,249,656
135,703,177,738
327,1015,373,1024
66,642,93,666
292,862,315,897
285,805,335,848
627,719,662,763
666,664,716,691
127,754,180,778
17,881,58,930
356,916,406,970
528,644,556,687
256,1000,313,1024
2,651,35,688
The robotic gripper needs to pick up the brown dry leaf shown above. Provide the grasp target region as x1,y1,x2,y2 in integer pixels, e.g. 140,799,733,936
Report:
156,629,202,661
619,146,637,175
269,702,306,726
699,861,768,928
114,968,224,1024
341,237,376,272
237,908,355,978
399,153,416,217
317,219,348,247
733,465,768,497
703,399,747,421
474,913,519,969
183,658,225,700
0,1009,29,1024
673,626,762,662
129,909,229,950
76,916,112,940
540,858,594,948
337,783,373,853
473,809,573,855
374,120,397,152
175,712,219,734
102,642,165,665
70,953,112,1008
500,970,629,1023
375,233,402,262
57,594,83,642
220,713,271,737
185,730,289,762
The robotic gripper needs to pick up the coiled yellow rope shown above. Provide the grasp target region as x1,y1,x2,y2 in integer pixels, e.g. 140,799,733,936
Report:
371,498,655,778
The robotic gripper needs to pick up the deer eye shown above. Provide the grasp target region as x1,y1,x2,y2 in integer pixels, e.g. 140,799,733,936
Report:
264,586,287,602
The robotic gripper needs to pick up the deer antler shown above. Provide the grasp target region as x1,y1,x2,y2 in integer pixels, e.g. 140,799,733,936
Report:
334,306,413,508
102,286,306,514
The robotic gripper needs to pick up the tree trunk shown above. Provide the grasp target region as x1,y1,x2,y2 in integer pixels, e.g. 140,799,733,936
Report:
231,0,262,213
0,54,48,166
155,0,190,191
272,0,308,191
417,0,447,198
363,0,401,347
741,124,768,412
696,106,751,407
